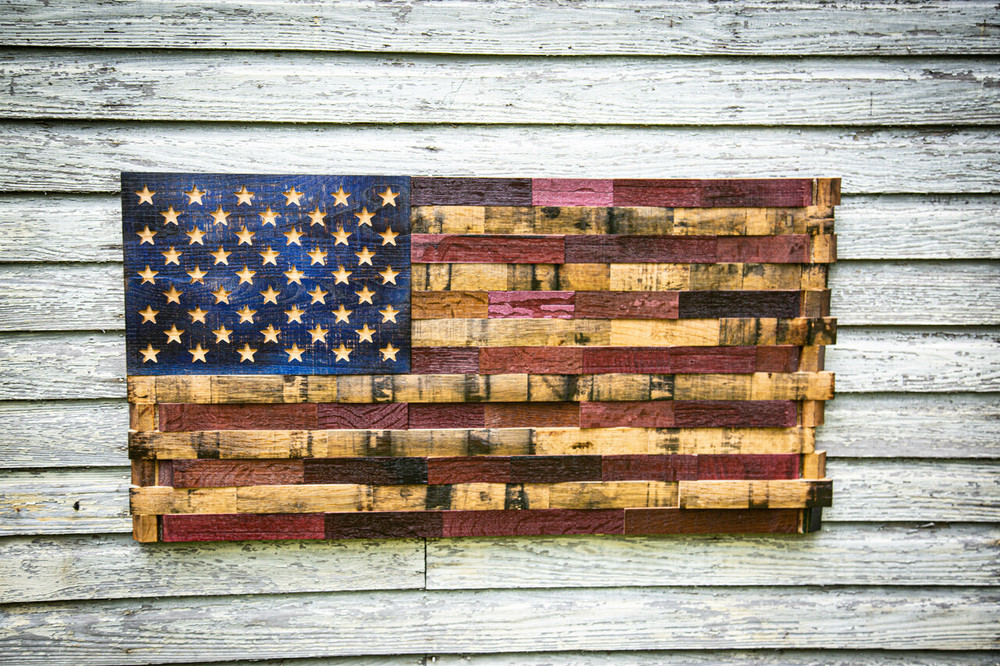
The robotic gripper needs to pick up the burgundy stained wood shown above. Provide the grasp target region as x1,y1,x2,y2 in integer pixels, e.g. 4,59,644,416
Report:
303,457,428,484
325,511,445,539
158,403,318,432
612,179,813,208
171,460,305,487
509,455,603,483
157,460,174,486
161,513,326,542
480,346,583,374
427,457,512,484
410,347,480,374
411,234,565,263
695,454,800,480
532,178,614,206
442,509,625,537
408,403,485,429
716,235,812,263
485,402,580,428
802,289,832,317
579,401,675,428
317,403,409,430
563,235,717,263
673,400,798,427
411,177,533,206
602,454,698,481
488,291,575,319
575,292,679,319
668,346,757,374
755,345,802,373
623,508,802,535
677,291,801,319
581,347,674,374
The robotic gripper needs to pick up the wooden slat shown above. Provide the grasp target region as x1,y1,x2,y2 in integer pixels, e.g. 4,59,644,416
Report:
129,426,815,460
678,479,832,509
0,588,996,661
4,2,998,55
3,125,998,194
130,481,687,514
8,194,996,264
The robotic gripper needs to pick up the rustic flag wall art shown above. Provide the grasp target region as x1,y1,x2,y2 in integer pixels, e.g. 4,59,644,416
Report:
124,175,838,543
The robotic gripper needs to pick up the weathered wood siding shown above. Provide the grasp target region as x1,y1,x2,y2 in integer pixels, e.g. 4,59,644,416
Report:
0,1,997,663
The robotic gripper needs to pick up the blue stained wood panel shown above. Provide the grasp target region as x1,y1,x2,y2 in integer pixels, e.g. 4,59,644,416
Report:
121,173,411,375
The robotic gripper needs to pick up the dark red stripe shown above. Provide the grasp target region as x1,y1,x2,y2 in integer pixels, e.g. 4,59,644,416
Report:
509,455,603,483
575,292,679,319
158,404,318,431
171,460,304,487
716,235,811,263
411,234,565,263
677,291,801,318
564,236,717,263
579,401,675,428
668,346,757,373
696,454,800,480
602,454,698,481
624,509,802,534
673,400,797,427
612,179,813,207
409,403,485,429
581,347,674,374
480,346,583,374
410,347,480,374
303,458,428,484
317,404,408,430
411,177,533,206
488,291,575,319
326,511,444,539
485,402,580,428
532,178,613,206
427,457,512,484
755,345,801,373
442,509,625,537
161,514,326,542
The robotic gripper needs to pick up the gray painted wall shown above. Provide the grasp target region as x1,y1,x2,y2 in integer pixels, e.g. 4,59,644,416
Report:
1,2,998,663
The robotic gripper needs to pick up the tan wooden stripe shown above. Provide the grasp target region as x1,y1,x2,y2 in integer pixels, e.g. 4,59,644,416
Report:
130,481,682,515
132,372,832,404
411,205,834,236
678,479,831,509
801,451,827,479
129,426,815,460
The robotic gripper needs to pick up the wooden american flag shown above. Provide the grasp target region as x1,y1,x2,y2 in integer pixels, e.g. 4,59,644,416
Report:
127,176,837,542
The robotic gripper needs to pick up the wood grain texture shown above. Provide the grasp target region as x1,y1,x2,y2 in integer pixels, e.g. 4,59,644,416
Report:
2,55,998,124
429,652,1000,665
170,460,305,487
442,509,624,537
1,587,997,661
563,236,719,263
613,179,813,207
11,261,1000,330
624,508,801,534
412,291,489,319
488,291,575,319
4,2,998,55
161,513,325,541
8,194,997,263
411,178,533,205
411,234,564,264
532,179,613,206
574,292,679,319
3,125,999,194
159,403,318,431
410,347,480,374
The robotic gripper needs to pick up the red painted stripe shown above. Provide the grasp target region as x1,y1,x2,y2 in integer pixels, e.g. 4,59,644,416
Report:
408,403,485,429
624,508,802,534
488,291,575,319
668,346,757,374
755,345,801,373
532,178,613,206
410,347,480,374
411,234,565,263
427,457,512,484
575,292,679,319
171,460,304,488
442,509,625,537
317,403,408,430
612,179,813,207
673,400,798,427
158,404,318,431
326,511,444,539
411,177,532,206
161,514,326,542
695,454,800,480
509,455,603,483
303,458,428,484
579,401,675,428
564,235,717,263
602,454,698,481
485,402,580,428
581,347,674,374
716,235,811,263
480,346,583,374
